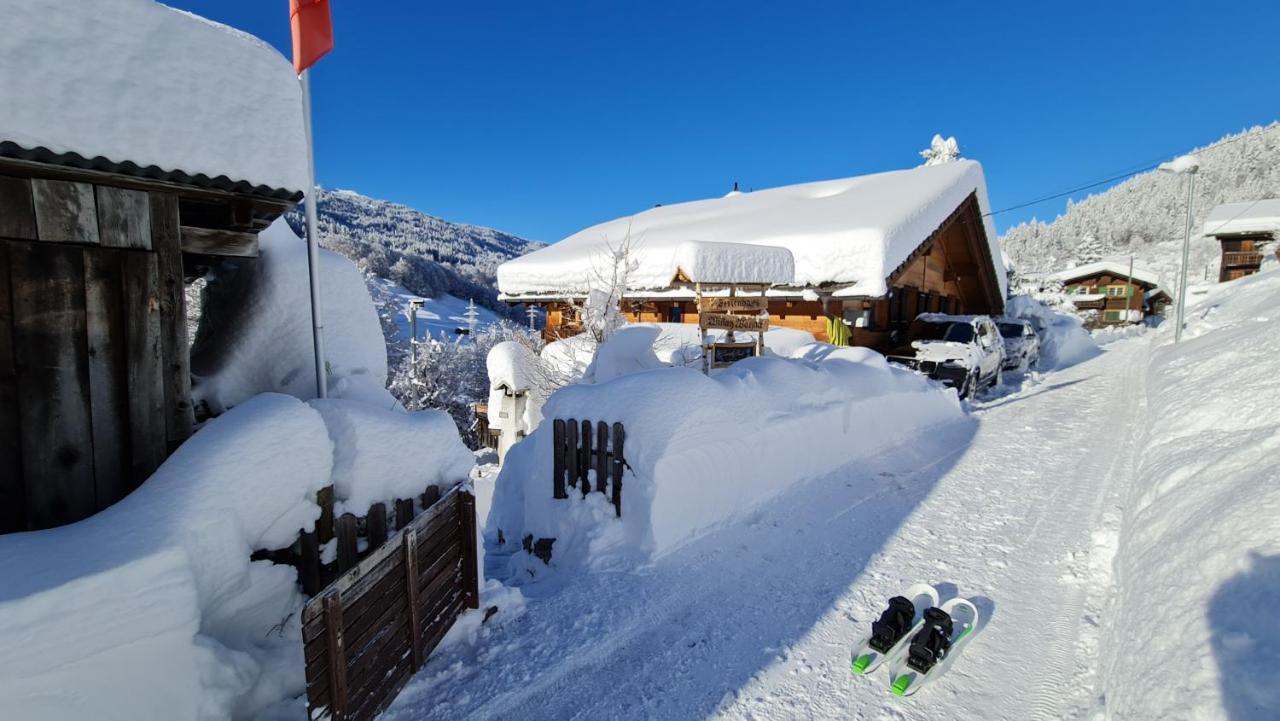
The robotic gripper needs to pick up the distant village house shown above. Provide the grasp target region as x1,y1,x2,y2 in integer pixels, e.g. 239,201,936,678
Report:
1202,199,1280,282
497,160,1008,353
1048,261,1169,327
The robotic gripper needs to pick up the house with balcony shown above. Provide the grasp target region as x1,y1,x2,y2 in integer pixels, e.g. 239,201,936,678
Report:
1202,199,1280,282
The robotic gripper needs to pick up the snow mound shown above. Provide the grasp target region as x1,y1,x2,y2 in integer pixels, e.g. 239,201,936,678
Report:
1103,267,1280,719
583,326,666,383
489,351,963,570
0,0,306,193
191,219,394,414
498,160,1004,299
1005,294,1099,369
310,400,474,516
0,394,333,721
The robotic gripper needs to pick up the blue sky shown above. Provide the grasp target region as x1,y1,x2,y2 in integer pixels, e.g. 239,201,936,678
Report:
172,1,1278,244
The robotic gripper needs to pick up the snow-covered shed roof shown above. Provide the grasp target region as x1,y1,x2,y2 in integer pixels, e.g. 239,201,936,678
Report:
1202,199,1280,237
498,160,1004,299
0,0,308,196
1047,261,1162,289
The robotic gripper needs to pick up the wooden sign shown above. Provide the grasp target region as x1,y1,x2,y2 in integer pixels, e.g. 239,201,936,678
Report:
700,312,769,332
710,342,757,367
697,296,768,313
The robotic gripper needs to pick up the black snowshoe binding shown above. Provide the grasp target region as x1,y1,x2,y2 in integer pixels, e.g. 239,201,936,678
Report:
868,596,916,654
906,607,954,673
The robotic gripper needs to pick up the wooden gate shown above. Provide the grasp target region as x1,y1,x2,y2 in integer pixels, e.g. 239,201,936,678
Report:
552,419,625,516
302,485,479,721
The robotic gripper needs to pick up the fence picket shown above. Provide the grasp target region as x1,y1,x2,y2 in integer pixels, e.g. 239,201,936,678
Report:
336,514,358,573
579,419,592,498
611,423,625,517
565,418,578,491
366,503,387,552
552,419,567,499
596,422,609,493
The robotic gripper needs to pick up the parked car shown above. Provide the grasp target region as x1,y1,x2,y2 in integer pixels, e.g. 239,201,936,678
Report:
996,318,1041,371
886,314,1005,398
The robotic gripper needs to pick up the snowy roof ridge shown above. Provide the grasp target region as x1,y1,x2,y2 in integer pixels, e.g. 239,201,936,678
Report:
0,0,308,194
1202,199,1280,237
1047,260,1162,288
497,160,1005,298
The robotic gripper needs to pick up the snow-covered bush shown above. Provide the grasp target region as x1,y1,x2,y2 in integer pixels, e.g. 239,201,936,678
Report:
1101,267,1280,719
489,349,964,572
919,133,961,165
392,321,544,447
190,219,395,415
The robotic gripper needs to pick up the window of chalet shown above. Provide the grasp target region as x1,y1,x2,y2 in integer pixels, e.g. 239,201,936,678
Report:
1106,285,1130,297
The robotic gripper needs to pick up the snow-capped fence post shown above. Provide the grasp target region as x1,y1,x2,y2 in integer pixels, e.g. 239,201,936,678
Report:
579,419,593,498
611,423,625,518
552,419,568,499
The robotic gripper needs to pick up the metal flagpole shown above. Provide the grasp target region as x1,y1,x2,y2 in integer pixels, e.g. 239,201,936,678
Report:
300,69,328,398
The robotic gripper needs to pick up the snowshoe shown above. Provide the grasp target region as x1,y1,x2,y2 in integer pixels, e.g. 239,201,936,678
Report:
886,596,979,697
850,583,939,675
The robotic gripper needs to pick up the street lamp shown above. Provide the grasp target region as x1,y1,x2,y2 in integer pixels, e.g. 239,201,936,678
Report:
1158,154,1199,343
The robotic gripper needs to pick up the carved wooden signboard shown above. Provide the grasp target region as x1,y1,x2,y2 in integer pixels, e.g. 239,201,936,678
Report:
700,312,770,333
697,296,769,313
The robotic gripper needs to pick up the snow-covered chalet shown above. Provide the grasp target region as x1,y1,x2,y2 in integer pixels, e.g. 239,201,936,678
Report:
1047,261,1170,327
497,160,1008,349
1202,199,1280,282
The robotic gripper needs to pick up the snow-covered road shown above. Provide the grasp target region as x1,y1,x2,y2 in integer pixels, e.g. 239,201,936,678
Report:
384,339,1149,721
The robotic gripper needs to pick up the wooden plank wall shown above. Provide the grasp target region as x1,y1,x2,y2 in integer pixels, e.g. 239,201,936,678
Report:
0,174,193,532
302,487,480,721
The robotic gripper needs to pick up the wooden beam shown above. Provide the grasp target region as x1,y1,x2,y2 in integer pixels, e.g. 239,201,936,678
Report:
0,242,24,532
153,193,193,447
31,179,99,245
83,249,130,508
122,251,166,486
179,225,258,257
95,186,152,250
11,242,97,528
0,175,37,240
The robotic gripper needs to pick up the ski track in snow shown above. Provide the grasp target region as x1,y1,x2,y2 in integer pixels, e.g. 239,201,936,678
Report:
382,339,1150,721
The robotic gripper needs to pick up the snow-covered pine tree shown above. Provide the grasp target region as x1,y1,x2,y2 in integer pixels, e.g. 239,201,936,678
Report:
1075,233,1106,265
920,134,962,166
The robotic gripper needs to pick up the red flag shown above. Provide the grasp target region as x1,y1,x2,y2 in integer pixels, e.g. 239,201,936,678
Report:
290,0,333,74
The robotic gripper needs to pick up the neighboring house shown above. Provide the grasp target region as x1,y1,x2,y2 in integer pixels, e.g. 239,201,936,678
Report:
497,160,1007,351
1202,199,1280,282
0,2,306,532
1048,261,1167,327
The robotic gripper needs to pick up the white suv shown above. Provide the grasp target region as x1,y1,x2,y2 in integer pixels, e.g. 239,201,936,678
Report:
886,314,1006,398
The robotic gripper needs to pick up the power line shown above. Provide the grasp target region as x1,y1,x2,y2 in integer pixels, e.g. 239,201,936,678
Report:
981,123,1273,220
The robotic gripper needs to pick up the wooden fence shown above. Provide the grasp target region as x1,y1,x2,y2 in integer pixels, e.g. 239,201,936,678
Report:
552,419,625,517
301,485,479,721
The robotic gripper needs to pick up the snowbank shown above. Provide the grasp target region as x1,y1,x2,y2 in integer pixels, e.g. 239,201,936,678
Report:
0,394,332,721
1004,294,1099,369
582,326,666,383
0,0,307,194
489,350,963,570
310,400,474,515
1102,268,1280,719
498,160,1004,299
191,219,394,414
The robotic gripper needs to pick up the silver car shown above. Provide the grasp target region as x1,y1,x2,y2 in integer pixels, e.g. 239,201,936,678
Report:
997,318,1040,371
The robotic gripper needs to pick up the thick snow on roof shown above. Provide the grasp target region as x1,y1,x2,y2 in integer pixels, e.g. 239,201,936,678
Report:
0,0,307,194
1047,260,1162,288
1202,199,1280,237
498,160,1003,298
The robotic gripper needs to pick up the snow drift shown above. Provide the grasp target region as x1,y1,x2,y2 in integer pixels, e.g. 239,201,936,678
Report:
1102,268,1280,719
489,348,964,570
191,219,394,414
0,0,307,194
1004,294,1099,369
0,394,332,721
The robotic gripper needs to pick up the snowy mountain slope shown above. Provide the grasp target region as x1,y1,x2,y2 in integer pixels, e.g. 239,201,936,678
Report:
1001,123,1280,293
284,188,544,314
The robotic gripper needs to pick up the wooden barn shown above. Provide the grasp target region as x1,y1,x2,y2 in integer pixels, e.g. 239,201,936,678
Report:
1202,199,1280,282
1048,261,1167,327
497,160,1007,351
0,1,308,532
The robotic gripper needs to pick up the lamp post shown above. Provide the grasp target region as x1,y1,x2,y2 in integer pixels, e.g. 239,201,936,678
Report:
1158,155,1199,343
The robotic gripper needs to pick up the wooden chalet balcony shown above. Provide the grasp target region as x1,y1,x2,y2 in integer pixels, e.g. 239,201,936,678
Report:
1222,251,1263,267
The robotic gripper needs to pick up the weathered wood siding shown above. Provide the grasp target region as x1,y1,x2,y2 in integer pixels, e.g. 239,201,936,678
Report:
0,174,194,532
